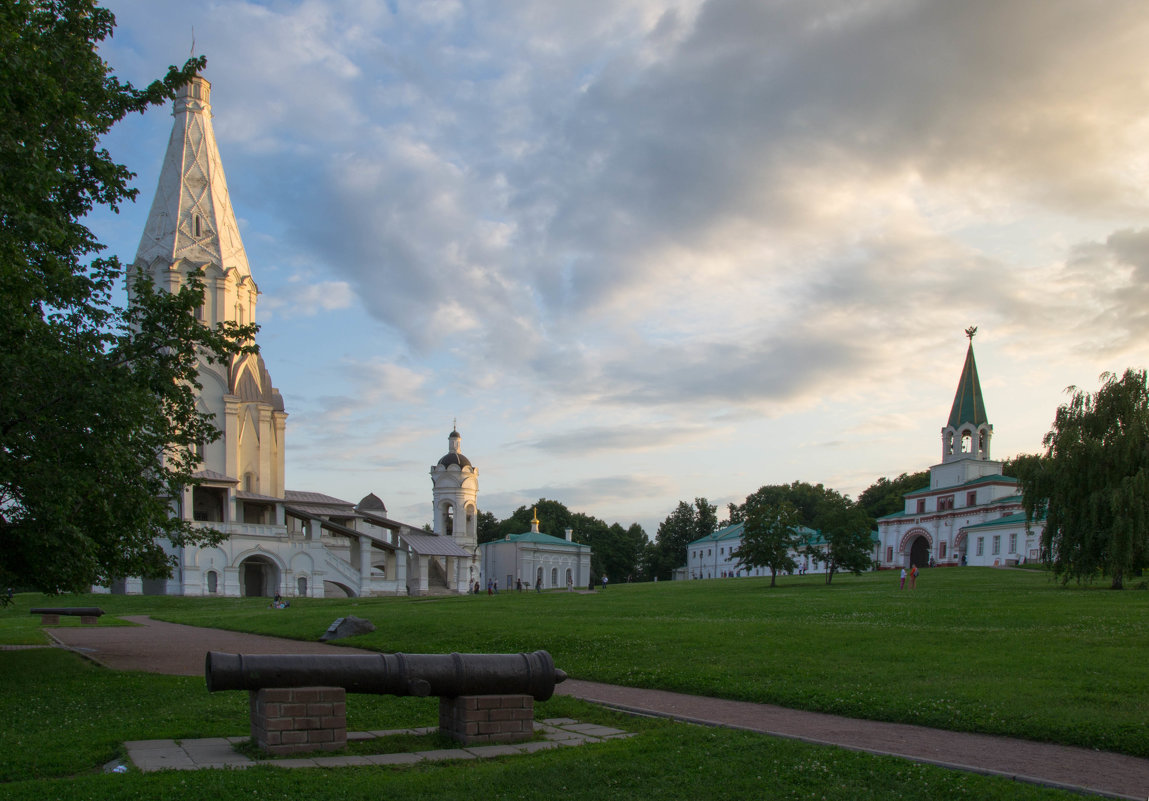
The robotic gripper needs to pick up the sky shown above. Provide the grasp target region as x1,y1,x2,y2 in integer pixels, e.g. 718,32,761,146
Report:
90,0,1149,536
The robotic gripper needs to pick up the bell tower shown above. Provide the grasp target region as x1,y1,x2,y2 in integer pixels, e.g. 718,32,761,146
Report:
130,75,287,504
430,425,479,557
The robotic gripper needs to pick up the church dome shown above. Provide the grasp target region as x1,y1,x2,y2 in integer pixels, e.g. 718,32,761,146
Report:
438,452,472,468
437,427,472,468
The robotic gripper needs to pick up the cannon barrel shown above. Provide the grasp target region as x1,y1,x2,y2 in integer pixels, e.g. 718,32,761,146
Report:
29,607,104,617
205,650,567,701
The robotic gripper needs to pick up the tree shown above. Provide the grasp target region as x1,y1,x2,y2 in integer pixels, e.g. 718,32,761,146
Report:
646,498,717,580
812,491,874,584
0,2,251,595
476,510,501,544
731,499,799,587
857,471,929,524
1018,369,1149,589
497,498,573,539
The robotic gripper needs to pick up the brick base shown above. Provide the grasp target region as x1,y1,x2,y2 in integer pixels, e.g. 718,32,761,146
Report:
250,687,347,755
439,694,534,745
80,615,100,625
39,614,59,625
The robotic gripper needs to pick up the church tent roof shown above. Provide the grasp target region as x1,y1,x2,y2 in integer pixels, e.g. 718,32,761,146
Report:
947,343,989,429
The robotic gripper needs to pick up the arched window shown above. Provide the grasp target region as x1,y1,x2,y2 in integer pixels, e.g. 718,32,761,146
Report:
297,576,307,596
206,570,218,593
960,431,972,453
550,567,558,586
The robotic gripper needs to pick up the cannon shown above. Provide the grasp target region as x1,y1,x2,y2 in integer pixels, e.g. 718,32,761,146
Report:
205,649,567,701
30,607,104,624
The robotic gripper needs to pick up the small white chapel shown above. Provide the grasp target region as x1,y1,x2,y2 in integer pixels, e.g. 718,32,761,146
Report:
104,75,483,597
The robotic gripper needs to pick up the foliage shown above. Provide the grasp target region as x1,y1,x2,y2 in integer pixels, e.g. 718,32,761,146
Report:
0,1,256,594
645,497,717,580
1018,369,1149,589
856,470,929,523
476,509,501,543
492,499,647,582
731,499,799,586
811,490,874,584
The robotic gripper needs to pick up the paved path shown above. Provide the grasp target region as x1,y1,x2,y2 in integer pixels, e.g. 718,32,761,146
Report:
47,617,1149,799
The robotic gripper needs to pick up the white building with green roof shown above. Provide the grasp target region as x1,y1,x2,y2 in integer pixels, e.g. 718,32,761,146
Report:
480,510,593,591
876,332,1043,569
685,523,879,579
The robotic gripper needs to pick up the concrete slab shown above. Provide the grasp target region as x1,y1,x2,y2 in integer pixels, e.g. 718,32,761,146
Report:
417,748,477,761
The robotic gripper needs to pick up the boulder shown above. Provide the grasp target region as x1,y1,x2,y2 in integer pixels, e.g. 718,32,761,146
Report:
319,615,375,642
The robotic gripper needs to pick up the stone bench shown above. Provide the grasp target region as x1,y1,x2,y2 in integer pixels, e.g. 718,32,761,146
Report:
30,607,105,625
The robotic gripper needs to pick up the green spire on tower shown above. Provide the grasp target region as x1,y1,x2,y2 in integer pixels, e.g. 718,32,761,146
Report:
947,328,988,429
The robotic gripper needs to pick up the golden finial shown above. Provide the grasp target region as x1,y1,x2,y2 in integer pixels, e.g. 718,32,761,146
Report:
531,506,539,525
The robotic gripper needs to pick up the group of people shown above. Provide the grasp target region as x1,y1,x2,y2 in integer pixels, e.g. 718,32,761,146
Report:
471,575,605,594
898,564,920,590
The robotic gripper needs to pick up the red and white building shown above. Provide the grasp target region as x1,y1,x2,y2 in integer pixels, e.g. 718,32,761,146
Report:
876,336,1043,569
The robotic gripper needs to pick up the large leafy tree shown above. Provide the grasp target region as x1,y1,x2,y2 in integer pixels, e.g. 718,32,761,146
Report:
731,499,799,587
812,491,874,585
857,471,929,524
1018,369,1149,589
646,497,717,580
0,1,252,594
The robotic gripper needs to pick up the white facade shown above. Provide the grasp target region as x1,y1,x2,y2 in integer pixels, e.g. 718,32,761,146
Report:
109,77,474,598
430,428,481,590
876,337,1043,569
479,518,592,592
684,524,879,579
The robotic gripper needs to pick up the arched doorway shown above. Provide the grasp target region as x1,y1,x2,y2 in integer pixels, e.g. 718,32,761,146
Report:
909,536,930,568
239,555,279,597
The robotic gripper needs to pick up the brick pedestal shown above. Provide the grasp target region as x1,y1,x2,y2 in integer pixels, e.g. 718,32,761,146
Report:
439,694,534,745
80,615,100,625
250,687,347,755
39,614,59,625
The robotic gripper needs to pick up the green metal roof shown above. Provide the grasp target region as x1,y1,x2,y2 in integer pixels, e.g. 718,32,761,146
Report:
948,343,989,429
960,511,1037,531
499,531,590,549
903,474,1017,498
688,522,823,549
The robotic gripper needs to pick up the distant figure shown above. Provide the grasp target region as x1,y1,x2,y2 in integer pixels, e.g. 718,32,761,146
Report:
909,564,919,590
516,578,522,592
535,577,542,593
602,575,608,591
487,579,493,595
899,567,906,590
494,579,499,594
567,575,573,592
961,554,967,566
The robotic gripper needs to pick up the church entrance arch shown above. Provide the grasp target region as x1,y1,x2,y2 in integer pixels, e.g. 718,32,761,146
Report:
238,555,279,597
909,536,930,568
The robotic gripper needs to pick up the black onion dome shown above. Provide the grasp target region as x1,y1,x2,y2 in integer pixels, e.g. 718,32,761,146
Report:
438,452,472,468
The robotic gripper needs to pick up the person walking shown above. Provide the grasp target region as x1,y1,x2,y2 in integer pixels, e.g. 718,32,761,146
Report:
909,564,919,590
602,575,608,591
899,566,906,590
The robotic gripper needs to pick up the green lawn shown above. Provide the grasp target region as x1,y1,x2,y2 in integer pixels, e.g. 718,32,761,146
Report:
0,567,1140,799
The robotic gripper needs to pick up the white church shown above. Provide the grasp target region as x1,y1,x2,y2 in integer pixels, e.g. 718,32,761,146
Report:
106,75,493,598
876,331,1044,569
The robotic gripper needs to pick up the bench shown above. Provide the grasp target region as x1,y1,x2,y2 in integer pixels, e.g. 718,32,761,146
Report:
30,607,105,625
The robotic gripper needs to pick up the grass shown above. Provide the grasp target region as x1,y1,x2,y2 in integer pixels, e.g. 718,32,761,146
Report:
0,648,1083,800
0,568,1140,799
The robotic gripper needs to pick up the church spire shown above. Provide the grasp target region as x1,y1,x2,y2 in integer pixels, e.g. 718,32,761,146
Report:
134,75,251,280
947,328,988,429
941,328,993,462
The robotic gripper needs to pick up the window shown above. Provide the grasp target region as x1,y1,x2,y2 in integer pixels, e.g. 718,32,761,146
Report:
1009,533,1017,553
961,432,972,453
297,577,307,596
966,491,977,506
976,537,984,556
992,535,1000,555
886,546,893,562
938,495,954,511
916,499,926,514
939,541,947,559
194,214,202,237
206,571,218,593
